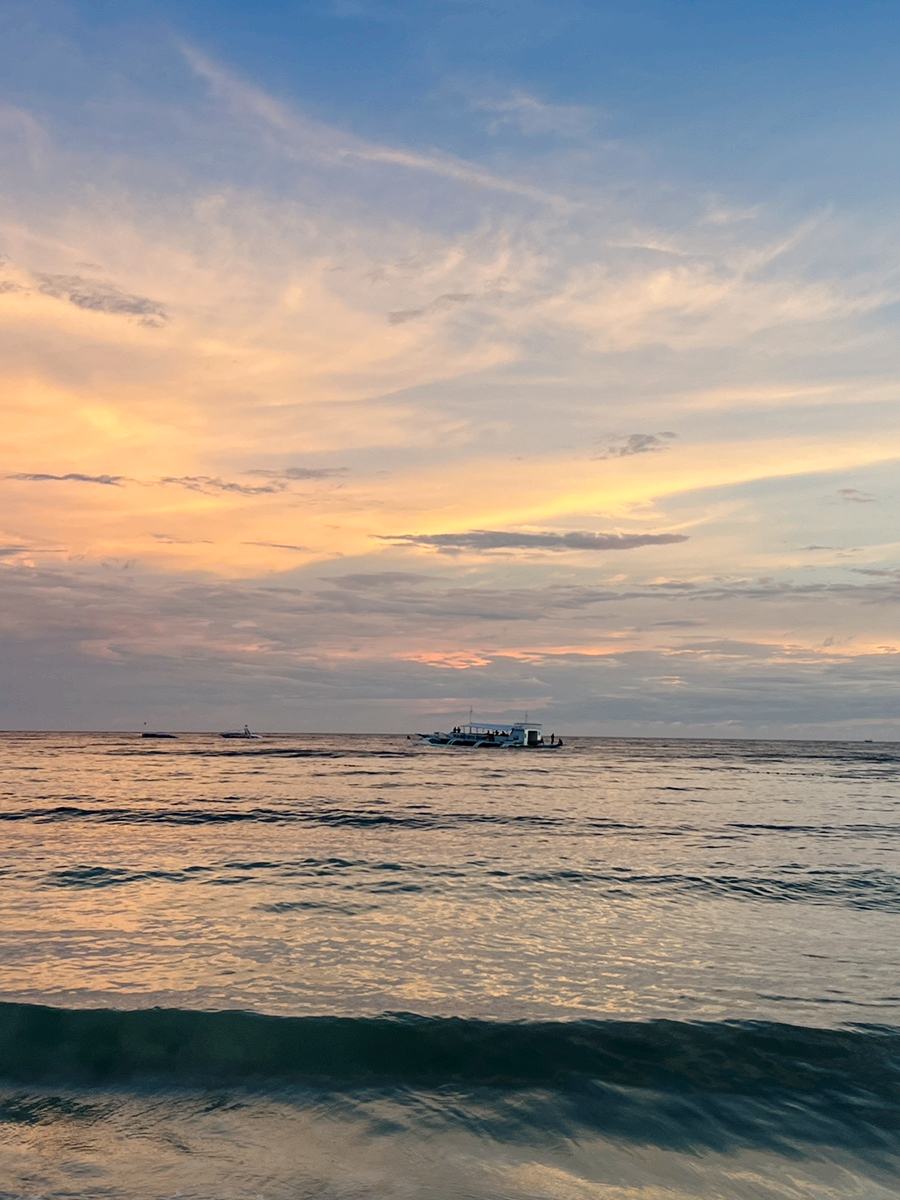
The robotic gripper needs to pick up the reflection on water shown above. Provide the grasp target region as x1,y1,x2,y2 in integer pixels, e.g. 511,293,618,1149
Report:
2,1081,899,1200
0,732,898,1197
0,733,897,1023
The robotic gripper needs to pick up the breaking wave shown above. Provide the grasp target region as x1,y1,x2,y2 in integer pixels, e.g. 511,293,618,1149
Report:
0,1002,895,1095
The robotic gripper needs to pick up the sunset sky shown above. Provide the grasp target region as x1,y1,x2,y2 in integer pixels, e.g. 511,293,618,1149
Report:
2,0,899,734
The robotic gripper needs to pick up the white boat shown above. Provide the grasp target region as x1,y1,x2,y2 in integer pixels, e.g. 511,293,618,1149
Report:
220,724,262,740
416,720,563,749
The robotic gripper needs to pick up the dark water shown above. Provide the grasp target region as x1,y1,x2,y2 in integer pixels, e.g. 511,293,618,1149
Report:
0,733,898,1198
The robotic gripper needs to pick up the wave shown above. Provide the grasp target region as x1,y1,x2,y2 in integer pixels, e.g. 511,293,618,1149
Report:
0,804,587,830
0,1006,898,1163
28,858,900,912
0,1003,896,1097
6,803,900,843
500,866,900,911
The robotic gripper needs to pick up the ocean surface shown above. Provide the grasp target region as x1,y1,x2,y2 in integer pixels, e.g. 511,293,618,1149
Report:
0,732,898,1199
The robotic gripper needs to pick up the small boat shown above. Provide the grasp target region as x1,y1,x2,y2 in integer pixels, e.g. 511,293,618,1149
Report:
416,720,563,749
220,724,262,740
141,732,178,739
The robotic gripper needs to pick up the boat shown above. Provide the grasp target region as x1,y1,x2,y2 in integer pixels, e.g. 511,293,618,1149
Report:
415,720,563,749
220,724,262,740
141,732,177,739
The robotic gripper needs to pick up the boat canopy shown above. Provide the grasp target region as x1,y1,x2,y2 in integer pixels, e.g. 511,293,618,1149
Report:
463,721,541,730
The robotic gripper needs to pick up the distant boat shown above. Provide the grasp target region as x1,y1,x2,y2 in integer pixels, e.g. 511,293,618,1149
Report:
221,724,262,740
141,732,178,739
416,720,563,749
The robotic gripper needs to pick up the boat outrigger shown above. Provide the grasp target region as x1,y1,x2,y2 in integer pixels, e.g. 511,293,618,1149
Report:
416,720,563,749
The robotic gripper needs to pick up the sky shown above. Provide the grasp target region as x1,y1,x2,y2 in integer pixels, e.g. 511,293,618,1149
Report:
1,0,899,736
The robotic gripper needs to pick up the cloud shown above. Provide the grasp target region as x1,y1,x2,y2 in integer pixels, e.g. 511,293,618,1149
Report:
838,487,876,503
470,89,596,139
388,293,475,324
651,619,708,628
158,476,286,496
9,470,343,498
593,432,677,460
35,274,167,324
247,467,348,481
3,559,900,733
2,30,900,731
377,529,690,553
182,45,575,211
7,472,126,486
851,567,900,579
152,534,213,545
328,572,431,589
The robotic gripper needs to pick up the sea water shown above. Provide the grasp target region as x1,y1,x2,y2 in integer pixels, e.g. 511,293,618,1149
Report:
0,733,897,1198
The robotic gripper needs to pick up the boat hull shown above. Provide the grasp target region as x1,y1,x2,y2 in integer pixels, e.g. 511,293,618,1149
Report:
417,736,565,749
414,718,563,750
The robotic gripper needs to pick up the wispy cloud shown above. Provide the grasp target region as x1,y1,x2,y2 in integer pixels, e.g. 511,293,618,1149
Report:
470,89,596,138
838,487,876,503
181,44,577,210
7,472,329,497
158,475,287,496
328,572,431,589
377,529,690,553
593,432,677,460
152,533,213,545
852,566,900,578
7,472,127,486
35,274,167,325
247,466,348,482
0,263,168,326
388,293,475,324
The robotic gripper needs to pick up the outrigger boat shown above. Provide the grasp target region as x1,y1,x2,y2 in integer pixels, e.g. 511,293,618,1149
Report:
416,720,563,749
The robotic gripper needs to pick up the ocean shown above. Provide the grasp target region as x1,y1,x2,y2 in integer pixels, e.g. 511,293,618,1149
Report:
0,732,898,1199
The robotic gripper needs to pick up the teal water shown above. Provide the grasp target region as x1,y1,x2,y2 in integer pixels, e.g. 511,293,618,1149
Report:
0,733,898,1198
